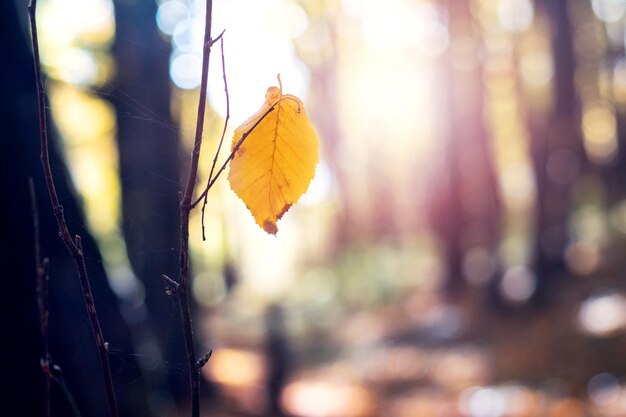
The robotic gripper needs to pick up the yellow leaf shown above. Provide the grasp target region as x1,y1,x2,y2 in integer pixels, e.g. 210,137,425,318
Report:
228,81,319,235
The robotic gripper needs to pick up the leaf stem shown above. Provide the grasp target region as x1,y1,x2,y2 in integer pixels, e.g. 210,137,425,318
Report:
190,104,278,209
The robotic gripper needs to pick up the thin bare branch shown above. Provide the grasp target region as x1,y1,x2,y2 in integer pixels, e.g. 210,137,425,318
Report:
27,2,118,416
201,35,230,241
210,29,226,46
30,178,51,417
161,274,180,296
176,0,214,415
196,350,212,369
50,363,83,417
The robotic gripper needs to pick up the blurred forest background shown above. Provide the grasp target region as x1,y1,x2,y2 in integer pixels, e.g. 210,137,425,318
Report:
4,0,626,416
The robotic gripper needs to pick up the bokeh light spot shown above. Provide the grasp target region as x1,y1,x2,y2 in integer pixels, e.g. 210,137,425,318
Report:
582,101,618,164
459,386,506,417
592,0,626,23
170,52,202,89
520,50,554,87
157,0,190,36
565,240,601,276
500,265,536,303
578,292,626,337
498,0,534,33
588,373,621,407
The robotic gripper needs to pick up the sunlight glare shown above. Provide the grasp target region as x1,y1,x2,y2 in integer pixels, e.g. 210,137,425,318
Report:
40,0,114,46
208,0,310,122
264,2,309,39
296,19,333,67
229,204,301,298
167,0,309,122
39,0,114,86
361,1,449,55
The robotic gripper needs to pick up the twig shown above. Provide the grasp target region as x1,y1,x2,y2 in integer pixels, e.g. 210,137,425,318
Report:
27,2,119,417
176,0,214,416
196,350,213,369
50,363,83,417
161,274,180,296
39,259,52,412
30,178,51,417
201,35,230,241
190,104,278,209
31,179,82,417
210,29,226,46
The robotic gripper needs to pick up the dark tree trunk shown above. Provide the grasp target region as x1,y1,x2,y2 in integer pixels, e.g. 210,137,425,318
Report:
0,1,147,416
612,111,626,196
265,304,291,416
109,0,189,407
529,0,585,305
602,29,626,202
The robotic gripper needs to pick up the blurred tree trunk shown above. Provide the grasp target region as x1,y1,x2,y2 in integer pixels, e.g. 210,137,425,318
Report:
529,0,585,305
612,110,626,197
109,0,188,408
265,304,291,416
602,27,626,202
0,1,147,415
432,0,502,298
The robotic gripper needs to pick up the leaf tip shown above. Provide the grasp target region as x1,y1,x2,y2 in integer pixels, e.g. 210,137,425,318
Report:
263,220,278,235
261,204,292,235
